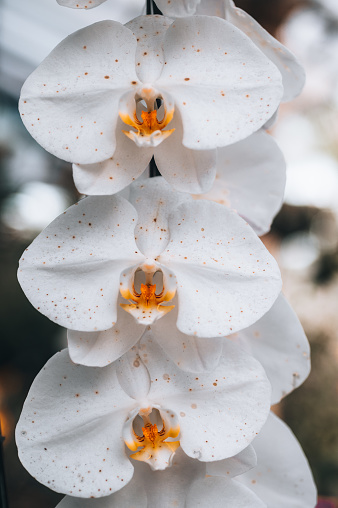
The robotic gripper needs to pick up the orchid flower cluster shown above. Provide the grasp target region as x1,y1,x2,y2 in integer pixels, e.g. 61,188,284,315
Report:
15,0,318,506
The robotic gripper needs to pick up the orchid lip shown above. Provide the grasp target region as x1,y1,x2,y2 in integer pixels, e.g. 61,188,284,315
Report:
124,407,180,471
120,262,176,325
119,86,175,147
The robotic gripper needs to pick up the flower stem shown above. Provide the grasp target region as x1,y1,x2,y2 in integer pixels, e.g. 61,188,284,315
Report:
146,1,162,178
0,420,9,508
146,0,162,15
149,157,161,178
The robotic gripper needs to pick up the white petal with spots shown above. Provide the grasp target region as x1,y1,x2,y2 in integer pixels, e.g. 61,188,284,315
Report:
155,16,283,149
125,15,173,84
229,294,311,405
129,177,192,258
141,331,271,461
57,0,107,8
237,413,317,507
224,1,305,102
16,350,136,498
20,21,139,164
18,195,143,331
158,198,282,337
157,0,305,102
67,298,145,367
72,119,153,195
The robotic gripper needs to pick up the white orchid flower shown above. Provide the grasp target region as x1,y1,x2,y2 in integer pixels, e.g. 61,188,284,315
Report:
19,15,283,195
54,412,316,507
155,0,305,102
16,334,271,497
18,179,281,362
195,129,286,236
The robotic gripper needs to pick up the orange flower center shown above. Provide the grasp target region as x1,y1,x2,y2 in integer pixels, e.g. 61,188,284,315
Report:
125,414,180,471
119,91,175,146
120,268,176,324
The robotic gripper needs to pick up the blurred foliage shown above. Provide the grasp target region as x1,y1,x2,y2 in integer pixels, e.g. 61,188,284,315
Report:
283,330,338,497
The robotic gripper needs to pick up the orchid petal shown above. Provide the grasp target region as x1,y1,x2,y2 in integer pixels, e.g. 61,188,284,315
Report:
225,2,305,102
57,0,107,8
116,348,151,401
229,294,311,405
138,449,205,507
129,177,192,258
194,0,226,16
57,449,204,507
158,199,282,337
206,445,257,478
16,350,135,497
155,16,283,150
198,130,286,236
151,300,224,372
18,195,143,331
125,15,173,84
72,119,153,195
237,413,317,507
67,298,145,367
141,331,271,460
58,474,146,508
154,110,217,194
155,0,201,16
19,22,139,164
172,0,305,101
187,477,266,508
263,107,279,130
